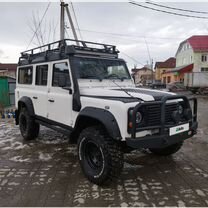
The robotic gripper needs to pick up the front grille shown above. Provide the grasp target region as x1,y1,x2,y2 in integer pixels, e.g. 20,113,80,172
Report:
146,103,178,126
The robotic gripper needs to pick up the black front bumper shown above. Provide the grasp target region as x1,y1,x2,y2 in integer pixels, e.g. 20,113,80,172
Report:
126,95,198,149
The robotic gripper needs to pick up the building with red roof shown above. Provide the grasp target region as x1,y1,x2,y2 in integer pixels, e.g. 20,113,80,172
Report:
176,35,208,72
154,57,176,81
156,35,208,84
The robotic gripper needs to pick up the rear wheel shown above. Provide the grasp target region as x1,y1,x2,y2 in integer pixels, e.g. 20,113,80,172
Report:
149,142,183,156
19,108,39,140
78,126,123,185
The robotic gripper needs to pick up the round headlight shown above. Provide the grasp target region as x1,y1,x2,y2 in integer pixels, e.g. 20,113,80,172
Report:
178,105,184,115
136,112,143,124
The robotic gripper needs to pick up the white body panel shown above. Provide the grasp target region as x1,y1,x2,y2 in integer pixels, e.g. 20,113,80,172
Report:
15,59,176,141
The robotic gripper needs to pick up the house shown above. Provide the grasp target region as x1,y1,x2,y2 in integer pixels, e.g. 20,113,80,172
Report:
162,35,208,83
132,66,155,86
0,76,16,108
0,63,17,78
154,57,176,83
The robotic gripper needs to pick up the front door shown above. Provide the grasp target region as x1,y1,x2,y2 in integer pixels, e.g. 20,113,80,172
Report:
47,60,73,126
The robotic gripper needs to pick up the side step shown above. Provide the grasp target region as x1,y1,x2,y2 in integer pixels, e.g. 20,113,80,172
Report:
35,118,72,136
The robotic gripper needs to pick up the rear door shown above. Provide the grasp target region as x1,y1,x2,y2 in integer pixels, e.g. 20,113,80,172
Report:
47,60,73,126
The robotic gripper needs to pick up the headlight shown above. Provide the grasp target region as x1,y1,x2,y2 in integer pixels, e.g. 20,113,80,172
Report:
129,110,143,124
136,112,143,124
178,104,184,115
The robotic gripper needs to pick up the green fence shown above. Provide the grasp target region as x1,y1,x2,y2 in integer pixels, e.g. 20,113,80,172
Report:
0,77,10,108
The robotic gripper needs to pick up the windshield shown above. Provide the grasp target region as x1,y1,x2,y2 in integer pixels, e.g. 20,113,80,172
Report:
73,57,131,80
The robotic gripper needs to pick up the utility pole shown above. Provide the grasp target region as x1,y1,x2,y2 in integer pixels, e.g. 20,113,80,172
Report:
60,0,80,46
60,1,65,40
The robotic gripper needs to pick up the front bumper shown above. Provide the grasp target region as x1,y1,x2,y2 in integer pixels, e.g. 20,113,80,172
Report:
126,95,198,149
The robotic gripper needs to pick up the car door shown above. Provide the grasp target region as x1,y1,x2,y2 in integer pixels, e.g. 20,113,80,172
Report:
47,60,73,126
32,64,49,117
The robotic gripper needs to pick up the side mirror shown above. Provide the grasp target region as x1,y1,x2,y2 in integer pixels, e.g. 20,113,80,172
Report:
58,74,67,88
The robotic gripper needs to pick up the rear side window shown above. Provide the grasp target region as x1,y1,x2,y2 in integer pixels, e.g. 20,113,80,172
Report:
52,62,71,87
36,65,48,86
18,66,33,84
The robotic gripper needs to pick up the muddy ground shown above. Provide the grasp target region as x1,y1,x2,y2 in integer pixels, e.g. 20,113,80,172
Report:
0,95,207,207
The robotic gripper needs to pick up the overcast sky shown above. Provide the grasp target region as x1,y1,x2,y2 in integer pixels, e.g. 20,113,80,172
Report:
0,1,208,69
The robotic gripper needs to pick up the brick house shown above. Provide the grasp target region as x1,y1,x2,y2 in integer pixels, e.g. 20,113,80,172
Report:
132,66,155,86
0,63,17,78
154,57,176,83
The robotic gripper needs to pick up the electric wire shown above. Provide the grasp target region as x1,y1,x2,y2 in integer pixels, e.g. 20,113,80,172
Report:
120,52,144,66
146,1,208,15
70,2,83,40
26,2,51,50
129,1,208,19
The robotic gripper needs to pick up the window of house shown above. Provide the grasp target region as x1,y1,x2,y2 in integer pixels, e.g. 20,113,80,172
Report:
52,62,71,87
163,77,166,84
201,67,208,72
36,65,48,86
18,66,33,84
167,76,171,83
190,56,192,63
201,54,207,62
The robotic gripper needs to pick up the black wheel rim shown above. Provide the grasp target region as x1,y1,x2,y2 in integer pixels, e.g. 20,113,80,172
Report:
20,115,27,132
85,141,103,171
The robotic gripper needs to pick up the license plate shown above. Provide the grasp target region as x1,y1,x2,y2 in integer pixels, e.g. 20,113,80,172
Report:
169,123,189,136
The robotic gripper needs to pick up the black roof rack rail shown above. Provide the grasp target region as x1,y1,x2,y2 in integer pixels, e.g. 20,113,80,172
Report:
19,39,119,65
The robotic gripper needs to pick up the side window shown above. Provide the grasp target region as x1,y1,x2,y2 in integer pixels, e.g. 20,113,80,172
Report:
36,65,48,86
18,66,33,84
52,62,71,87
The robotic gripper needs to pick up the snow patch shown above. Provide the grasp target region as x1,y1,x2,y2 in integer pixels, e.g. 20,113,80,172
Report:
196,189,206,197
9,156,30,163
38,152,53,161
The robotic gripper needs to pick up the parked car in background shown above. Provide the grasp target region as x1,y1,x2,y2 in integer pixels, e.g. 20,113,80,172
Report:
150,80,166,89
167,81,186,92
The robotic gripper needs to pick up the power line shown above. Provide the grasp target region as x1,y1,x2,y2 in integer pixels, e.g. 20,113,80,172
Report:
120,51,144,66
129,1,208,19
26,2,51,50
77,28,181,40
70,2,83,40
146,1,208,15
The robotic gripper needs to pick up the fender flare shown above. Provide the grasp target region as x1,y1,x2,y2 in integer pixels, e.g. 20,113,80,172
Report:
74,107,122,140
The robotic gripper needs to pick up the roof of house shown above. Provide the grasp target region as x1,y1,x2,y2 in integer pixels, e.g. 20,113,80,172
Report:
177,35,208,54
154,57,176,69
0,63,17,71
164,63,193,74
132,66,153,74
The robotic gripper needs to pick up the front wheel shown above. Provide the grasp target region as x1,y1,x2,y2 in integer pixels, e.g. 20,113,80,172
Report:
78,126,124,185
149,142,183,156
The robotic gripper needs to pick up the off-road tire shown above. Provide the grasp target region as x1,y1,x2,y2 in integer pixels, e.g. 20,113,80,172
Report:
19,108,39,140
149,142,183,156
78,126,124,185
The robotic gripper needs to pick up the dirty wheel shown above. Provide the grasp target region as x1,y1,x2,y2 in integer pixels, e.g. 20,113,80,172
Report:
149,142,183,156
19,108,39,140
78,126,123,185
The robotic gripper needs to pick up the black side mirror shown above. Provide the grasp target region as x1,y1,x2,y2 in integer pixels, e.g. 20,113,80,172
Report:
58,74,67,88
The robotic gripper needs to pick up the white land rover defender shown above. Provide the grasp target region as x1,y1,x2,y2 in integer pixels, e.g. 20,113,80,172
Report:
15,39,198,185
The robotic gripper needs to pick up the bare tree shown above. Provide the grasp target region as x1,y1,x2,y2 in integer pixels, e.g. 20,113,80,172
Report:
27,11,59,50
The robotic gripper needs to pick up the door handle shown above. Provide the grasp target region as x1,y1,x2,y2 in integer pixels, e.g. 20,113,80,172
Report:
48,99,55,103
33,96,38,99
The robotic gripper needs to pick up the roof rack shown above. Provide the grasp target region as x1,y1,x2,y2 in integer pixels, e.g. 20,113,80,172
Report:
19,39,119,65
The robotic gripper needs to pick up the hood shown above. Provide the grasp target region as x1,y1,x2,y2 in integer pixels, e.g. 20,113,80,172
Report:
80,87,175,102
